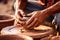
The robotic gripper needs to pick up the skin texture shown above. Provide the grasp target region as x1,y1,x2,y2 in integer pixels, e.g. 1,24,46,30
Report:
15,0,46,25
25,1,60,29
15,0,60,29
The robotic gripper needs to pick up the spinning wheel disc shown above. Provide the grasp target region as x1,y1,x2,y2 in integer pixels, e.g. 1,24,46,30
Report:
1,25,54,38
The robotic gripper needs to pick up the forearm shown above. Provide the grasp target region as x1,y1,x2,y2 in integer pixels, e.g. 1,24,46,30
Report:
38,1,60,21
42,1,60,15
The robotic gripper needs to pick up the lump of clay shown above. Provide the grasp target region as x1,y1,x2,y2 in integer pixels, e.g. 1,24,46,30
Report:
34,25,52,30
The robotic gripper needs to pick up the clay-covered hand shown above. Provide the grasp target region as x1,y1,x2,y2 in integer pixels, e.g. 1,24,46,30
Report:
15,10,27,25
25,11,45,29
25,1,60,29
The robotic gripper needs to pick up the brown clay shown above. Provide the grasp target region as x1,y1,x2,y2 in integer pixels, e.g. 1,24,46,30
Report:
0,15,14,30
0,35,33,40
1,25,54,38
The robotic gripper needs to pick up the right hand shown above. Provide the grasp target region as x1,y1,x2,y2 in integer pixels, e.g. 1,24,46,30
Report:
15,10,27,25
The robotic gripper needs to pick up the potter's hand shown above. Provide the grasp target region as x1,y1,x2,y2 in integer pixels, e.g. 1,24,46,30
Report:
15,10,27,25
25,1,60,29
27,13,33,17
25,11,44,29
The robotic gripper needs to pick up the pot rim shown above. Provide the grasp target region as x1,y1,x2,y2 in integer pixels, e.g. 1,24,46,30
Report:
0,14,14,22
0,35,33,40
1,25,54,38
18,34,33,40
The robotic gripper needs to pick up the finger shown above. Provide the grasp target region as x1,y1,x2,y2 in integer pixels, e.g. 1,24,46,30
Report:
26,11,37,25
26,18,38,29
26,16,34,25
15,16,25,24
18,10,27,17
27,13,33,17
16,19,25,25
30,18,40,28
33,20,39,28
31,12,42,27
16,16,26,21
23,17,30,21
15,18,24,24
16,15,26,25
17,12,26,21
15,24,22,28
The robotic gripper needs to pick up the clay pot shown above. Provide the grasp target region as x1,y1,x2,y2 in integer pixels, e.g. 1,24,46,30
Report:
41,35,60,40
0,15,14,30
1,25,54,38
0,35,33,40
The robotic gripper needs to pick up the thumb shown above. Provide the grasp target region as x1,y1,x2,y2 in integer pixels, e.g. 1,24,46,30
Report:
18,10,27,17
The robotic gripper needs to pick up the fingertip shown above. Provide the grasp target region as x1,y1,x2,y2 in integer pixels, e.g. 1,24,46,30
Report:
26,18,38,29
22,14,27,17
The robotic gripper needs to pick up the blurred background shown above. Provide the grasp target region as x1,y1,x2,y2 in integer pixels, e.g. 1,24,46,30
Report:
0,0,15,15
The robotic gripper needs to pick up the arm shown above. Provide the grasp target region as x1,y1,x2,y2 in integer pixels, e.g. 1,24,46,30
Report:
37,1,60,23
41,1,60,17
25,1,60,29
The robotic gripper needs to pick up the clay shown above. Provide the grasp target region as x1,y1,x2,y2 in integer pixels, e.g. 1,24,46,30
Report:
1,25,54,38
0,15,14,30
34,25,52,31
0,35,24,40
0,35,33,40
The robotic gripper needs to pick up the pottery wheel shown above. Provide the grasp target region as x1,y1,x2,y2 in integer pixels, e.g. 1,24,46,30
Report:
1,25,54,38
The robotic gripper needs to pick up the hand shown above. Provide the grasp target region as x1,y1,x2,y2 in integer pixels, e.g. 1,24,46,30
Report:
26,13,33,17
25,1,60,29
15,10,27,25
25,11,44,29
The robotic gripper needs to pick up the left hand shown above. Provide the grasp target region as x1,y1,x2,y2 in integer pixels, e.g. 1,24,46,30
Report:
25,11,45,29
